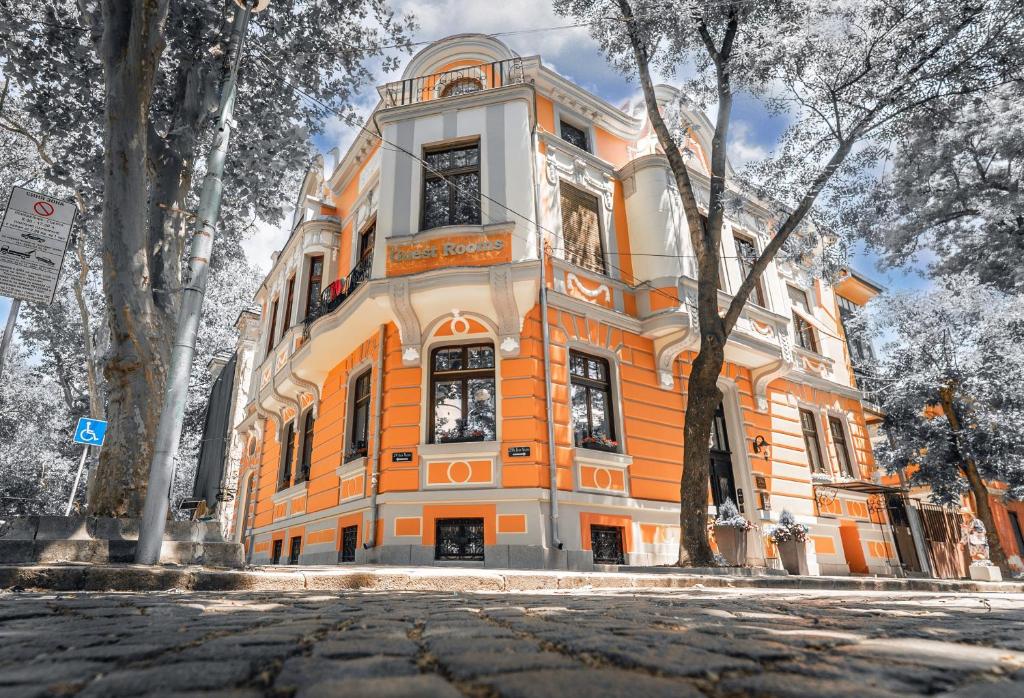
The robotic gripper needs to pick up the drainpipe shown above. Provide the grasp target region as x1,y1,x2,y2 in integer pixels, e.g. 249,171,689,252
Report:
531,117,563,551
363,324,387,549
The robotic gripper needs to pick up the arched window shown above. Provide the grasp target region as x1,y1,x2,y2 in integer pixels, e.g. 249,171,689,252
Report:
430,344,496,443
297,410,315,483
440,76,482,98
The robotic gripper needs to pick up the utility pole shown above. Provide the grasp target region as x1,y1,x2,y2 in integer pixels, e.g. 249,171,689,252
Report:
136,0,269,564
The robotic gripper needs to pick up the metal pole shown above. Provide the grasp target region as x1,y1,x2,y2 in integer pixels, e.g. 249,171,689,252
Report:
136,1,259,564
66,446,89,516
0,298,21,379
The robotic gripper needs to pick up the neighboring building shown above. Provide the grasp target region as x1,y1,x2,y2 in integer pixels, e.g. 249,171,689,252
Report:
834,270,1024,578
228,34,899,572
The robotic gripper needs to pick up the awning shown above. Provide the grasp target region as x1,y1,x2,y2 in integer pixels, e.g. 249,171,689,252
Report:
813,480,903,495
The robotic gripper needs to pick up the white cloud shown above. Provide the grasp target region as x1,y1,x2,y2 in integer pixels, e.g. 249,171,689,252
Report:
242,213,292,274
728,121,770,168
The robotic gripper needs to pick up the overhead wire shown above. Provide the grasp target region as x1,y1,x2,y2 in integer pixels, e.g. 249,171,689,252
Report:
246,50,858,348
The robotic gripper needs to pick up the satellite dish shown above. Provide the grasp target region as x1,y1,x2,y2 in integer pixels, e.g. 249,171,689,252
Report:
235,0,271,12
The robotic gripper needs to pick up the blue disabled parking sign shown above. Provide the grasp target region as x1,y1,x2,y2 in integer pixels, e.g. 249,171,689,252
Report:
73,417,108,447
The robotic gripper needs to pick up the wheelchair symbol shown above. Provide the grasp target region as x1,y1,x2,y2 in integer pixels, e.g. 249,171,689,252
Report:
74,417,108,446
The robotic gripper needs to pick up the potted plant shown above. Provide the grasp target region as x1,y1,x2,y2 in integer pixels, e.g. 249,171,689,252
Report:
768,509,810,575
579,435,619,453
711,498,753,566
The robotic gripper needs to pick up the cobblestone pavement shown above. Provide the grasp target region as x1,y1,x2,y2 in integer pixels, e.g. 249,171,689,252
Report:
1,587,1023,697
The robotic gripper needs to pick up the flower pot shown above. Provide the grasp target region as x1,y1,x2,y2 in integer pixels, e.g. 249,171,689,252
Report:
714,526,748,566
776,539,809,575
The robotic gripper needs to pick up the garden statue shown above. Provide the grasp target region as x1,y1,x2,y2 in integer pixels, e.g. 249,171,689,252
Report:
965,518,990,563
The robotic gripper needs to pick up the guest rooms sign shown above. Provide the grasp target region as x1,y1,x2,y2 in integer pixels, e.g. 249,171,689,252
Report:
386,232,511,276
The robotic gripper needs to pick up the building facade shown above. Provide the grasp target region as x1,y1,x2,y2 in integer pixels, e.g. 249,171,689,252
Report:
227,34,899,573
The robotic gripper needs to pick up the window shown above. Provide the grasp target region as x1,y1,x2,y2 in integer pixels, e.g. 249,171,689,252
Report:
800,409,826,474
358,222,375,261
282,275,296,332
304,255,324,318
560,181,605,275
271,539,283,564
430,344,496,444
837,295,875,388
570,351,616,452
788,285,818,352
296,410,315,483
347,370,372,461
734,235,765,307
590,525,625,564
560,120,589,152
422,143,480,230
278,422,296,489
434,518,485,561
440,76,483,98
340,525,359,563
266,297,279,356
828,416,854,478
288,536,302,565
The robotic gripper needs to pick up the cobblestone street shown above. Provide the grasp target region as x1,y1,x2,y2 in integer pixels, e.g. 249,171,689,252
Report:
0,587,1022,697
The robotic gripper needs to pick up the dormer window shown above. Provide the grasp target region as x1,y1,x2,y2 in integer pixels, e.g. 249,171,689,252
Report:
560,120,590,153
441,76,482,98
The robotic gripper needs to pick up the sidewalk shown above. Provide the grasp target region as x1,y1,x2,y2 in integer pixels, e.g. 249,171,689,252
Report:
2,562,1022,594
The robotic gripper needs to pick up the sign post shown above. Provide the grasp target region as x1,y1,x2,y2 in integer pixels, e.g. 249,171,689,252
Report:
68,417,108,516
0,186,77,377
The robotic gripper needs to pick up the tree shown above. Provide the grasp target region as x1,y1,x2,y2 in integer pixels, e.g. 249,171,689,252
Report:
856,277,1024,574
0,1,413,516
852,83,1024,293
555,0,1024,564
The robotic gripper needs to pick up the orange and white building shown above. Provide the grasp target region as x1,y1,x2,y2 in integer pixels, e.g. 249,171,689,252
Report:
224,34,902,573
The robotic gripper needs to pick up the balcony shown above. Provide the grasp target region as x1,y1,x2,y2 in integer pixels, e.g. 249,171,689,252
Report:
303,254,373,336
380,58,525,108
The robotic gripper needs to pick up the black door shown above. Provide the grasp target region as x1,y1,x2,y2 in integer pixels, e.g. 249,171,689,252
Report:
435,518,485,561
340,525,359,563
590,525,625,564
709,403,738,508
288,536,302,565
271,539,283,565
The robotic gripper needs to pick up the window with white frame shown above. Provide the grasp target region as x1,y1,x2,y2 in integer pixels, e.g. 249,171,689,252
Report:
828,416,855,478
278,422,296,489
788,285,818,352
734,234,766,306
559,119,590,152
422,142,481,230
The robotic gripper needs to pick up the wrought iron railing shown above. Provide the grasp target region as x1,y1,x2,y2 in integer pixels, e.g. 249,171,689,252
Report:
381,58,525,108
303,254,373,337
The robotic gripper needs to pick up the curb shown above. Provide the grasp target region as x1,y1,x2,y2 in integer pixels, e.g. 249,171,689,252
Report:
1,564,1022,594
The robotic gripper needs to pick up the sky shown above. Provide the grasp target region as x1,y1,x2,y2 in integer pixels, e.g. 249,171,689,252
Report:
2,0,929,332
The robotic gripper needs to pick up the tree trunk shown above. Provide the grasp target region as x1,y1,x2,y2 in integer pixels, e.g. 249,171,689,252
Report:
87,1,171,517
938,385,1011,574
679,342,725,565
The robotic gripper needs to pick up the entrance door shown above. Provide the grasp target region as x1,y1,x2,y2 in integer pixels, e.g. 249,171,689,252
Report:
885,493,922,573
434,518,485,561
709,403,738,509
590,525,626,564
919,503,969,579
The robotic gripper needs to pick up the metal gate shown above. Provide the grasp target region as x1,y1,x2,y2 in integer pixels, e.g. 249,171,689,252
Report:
435,518,485,561
590,525,625,564
917,502,969,579
340,525,358,563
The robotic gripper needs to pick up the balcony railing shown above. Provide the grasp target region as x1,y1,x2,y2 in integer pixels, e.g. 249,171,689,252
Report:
381,58,525,108
303,254,373,337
